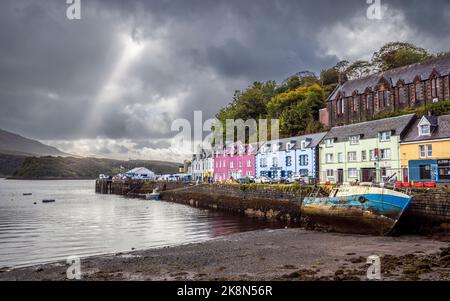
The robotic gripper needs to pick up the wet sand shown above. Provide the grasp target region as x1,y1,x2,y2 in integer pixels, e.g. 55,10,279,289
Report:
1,229,449,281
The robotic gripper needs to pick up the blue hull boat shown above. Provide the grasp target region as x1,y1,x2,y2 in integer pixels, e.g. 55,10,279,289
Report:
302,185,413,235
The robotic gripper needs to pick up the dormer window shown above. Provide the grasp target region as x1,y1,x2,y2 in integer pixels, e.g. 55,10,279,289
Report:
419,124,431,136
379,131,391,142
349,135,360,145
418,116,432,136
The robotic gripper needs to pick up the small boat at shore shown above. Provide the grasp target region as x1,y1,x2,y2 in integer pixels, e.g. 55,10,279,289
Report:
301,185,413,236
145,188,161,200
23,193,32,196
42,199,56,203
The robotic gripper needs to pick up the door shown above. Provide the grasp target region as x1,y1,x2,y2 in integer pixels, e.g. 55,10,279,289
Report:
362,168,376,182
337,169,344,184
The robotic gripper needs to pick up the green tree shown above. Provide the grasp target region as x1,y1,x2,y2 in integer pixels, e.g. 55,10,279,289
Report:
345,60,373,79
372,42,431,71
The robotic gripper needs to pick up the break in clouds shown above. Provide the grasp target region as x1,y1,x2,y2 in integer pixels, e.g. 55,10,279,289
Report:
1,0,450,162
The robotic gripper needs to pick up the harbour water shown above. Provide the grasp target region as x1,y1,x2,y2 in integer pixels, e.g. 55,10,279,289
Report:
0,179,286,268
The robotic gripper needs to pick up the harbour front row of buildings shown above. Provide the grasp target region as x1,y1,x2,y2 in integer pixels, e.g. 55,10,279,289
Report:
190,113,450,185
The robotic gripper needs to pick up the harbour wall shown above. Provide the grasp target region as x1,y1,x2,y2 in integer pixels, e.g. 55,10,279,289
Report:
95,180,450,233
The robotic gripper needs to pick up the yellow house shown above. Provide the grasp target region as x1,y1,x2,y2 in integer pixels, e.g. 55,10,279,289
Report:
400,115,450,183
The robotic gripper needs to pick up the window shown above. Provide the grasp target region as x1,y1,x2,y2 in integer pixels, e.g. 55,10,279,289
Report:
379,131,391,142
325,139,334,147
338,152,343,163
247,171,252,177
299,155,309,166
427,145,433,157
419,145,426,158
348,168,358,178
349,135,360,145
419,124,431,136
431,77,438,99
272,157,278,167
380,149,391,160
286,156,292,167
419,145,433,158
378,90,388,108
397,86,405,104
326,169,334,177
260,158,267,167
366,94,372,110
325,153,334,163
414,83,421,101
230,161,234,168
370,150,377,161
353,96,358,112
247,160,252,167
238,160,243,168
361,150,367,161
348,151,357,162
299,169,309,176
438,161,450,180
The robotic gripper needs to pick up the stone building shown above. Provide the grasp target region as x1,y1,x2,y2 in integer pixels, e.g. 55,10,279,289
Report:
325,56,450,128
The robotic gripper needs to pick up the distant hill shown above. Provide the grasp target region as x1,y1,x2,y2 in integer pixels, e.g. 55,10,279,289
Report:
10,156,181,179
0,153,27,177
0,128,68,157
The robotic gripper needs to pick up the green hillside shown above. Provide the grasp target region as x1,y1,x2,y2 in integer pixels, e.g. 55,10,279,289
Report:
8,156,180,179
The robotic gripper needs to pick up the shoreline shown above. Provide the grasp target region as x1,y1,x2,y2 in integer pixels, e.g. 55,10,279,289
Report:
1,228,449,281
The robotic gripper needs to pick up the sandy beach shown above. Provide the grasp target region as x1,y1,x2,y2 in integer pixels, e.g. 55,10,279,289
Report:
1,228,449,281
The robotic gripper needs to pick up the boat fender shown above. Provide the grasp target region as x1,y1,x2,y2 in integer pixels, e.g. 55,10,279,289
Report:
358,196,367,203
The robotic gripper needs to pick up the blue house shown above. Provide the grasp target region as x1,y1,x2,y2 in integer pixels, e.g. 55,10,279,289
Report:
255,132,327,181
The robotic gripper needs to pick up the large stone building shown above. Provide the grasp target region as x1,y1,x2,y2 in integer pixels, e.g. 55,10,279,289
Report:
324,56,450,128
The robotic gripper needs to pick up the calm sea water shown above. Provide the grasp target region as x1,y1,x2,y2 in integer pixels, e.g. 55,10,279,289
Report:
0,179,285,268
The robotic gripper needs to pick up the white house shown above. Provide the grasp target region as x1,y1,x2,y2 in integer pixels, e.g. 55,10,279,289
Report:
191,150,214,182
255,132,327,181
125,167,156,180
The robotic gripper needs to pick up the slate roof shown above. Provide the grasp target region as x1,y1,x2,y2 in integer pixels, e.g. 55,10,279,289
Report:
323,114,416,143
258,132,328,151
328,56,450,101
402,114,450,143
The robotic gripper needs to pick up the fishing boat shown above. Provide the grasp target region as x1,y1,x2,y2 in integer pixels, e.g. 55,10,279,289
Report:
42,199,56,203
23,193,32,196
145,188,161,200
301,184,413,236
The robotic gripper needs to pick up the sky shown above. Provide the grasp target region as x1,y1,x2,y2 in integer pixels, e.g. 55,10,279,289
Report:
0,0,449,163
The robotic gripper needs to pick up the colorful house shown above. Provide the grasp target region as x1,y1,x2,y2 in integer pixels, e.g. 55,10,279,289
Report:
191,150,214,182
214,142,255,182
319,114,416,184
255,133,327,180
400,115,450,183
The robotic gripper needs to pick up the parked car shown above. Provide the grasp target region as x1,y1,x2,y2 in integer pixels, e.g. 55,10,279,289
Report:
287,175,302,184
237,177,255,184
255,177,272,184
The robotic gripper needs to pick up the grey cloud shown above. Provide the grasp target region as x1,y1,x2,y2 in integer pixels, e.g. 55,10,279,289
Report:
0,0,449,160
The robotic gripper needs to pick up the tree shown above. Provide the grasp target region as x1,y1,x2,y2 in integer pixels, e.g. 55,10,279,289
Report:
372,42,431,71
320,67,340,86
345,60,373,79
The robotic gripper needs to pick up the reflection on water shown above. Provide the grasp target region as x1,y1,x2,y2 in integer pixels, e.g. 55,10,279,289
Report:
0,179,286,268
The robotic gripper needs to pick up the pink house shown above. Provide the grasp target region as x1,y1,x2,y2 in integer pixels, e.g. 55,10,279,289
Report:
214,142,256,182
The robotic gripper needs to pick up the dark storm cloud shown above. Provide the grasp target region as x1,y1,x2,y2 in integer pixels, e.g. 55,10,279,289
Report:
0,0,449,159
